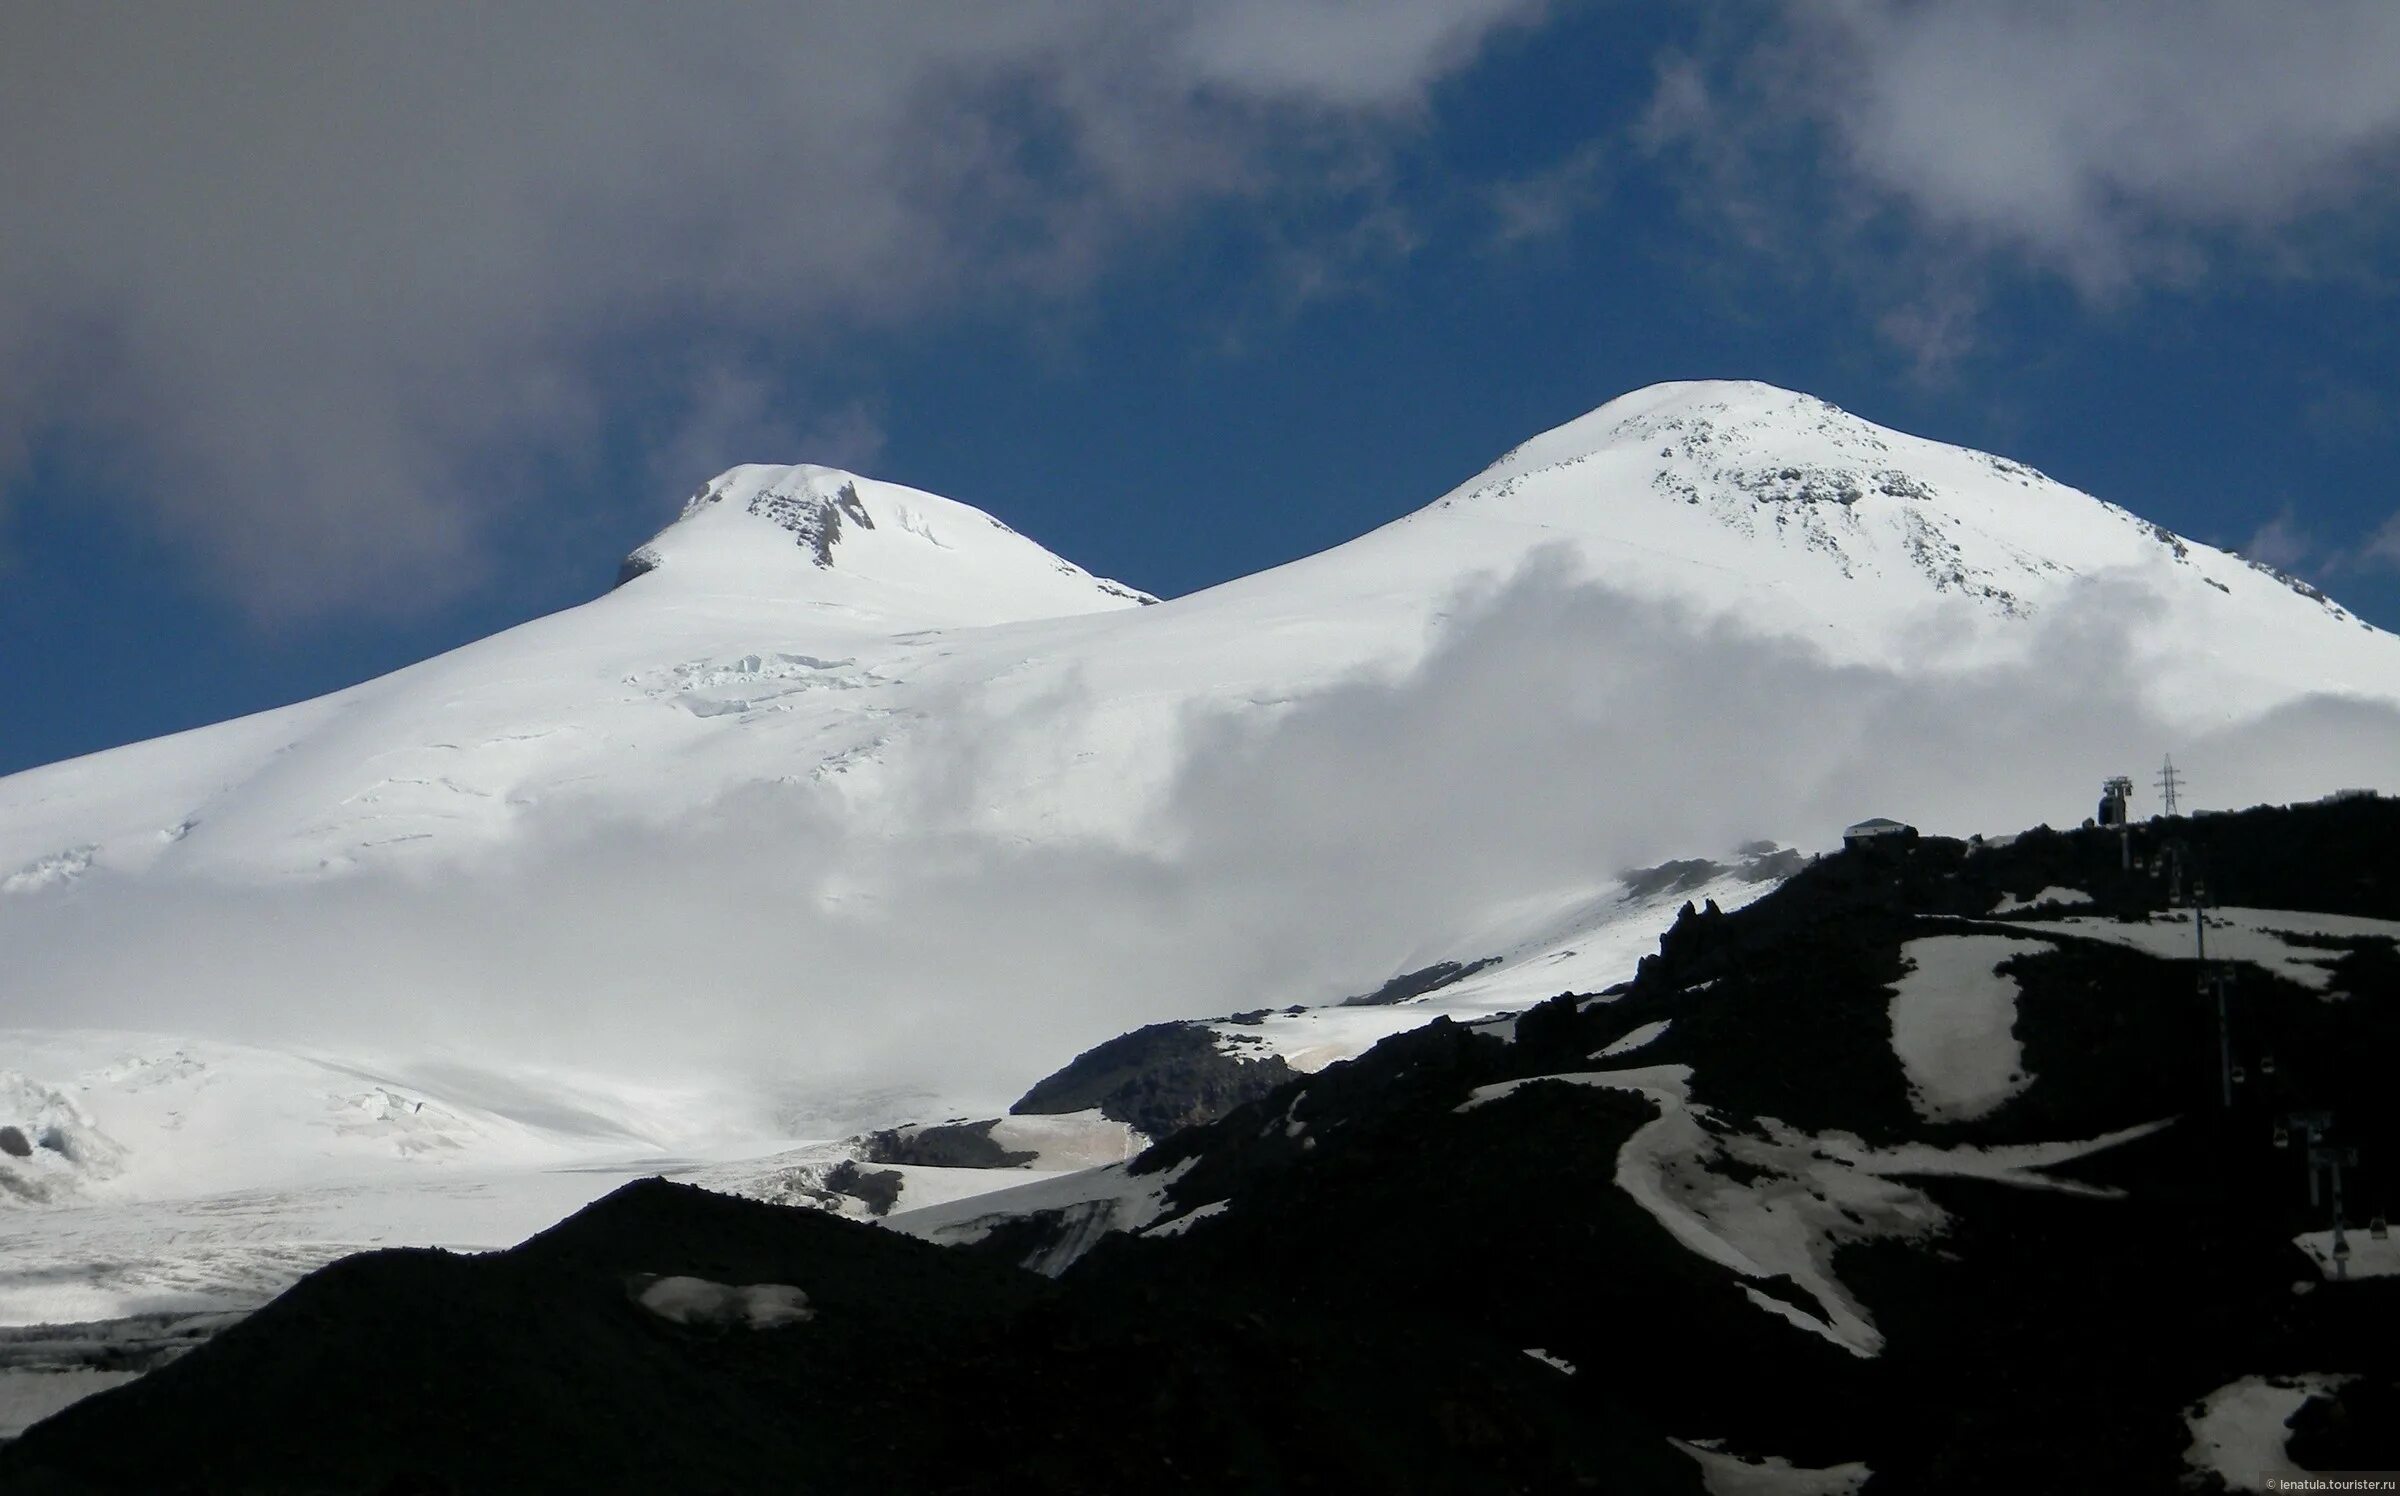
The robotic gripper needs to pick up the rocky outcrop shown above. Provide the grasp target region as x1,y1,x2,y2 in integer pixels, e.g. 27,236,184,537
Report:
1011,1023,1297,1141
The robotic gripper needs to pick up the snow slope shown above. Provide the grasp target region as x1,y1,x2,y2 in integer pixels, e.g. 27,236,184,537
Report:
1888,934,2042,1122
0,1032,724,1204
1203,853,1792,1073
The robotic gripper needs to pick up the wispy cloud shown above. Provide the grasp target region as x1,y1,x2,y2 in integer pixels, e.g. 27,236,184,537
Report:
2356,512,2400,574
642,371,889,507
2236,500,2400,584
1486,141,1611,249
2242,506,2317,575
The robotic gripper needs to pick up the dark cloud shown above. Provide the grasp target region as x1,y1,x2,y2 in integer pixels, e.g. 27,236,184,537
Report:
0,1,1544,616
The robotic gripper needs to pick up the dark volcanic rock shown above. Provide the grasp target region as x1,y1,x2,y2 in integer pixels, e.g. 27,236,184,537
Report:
610,549,660,589
1619,845,1799,902
1066,800,2400,1490
1011,1021,1296,1139
821,1160,905,1215
2290,1375,2400,1472
1618,858,1731,901
1337,956,1501,1007
858,1118,1037,1170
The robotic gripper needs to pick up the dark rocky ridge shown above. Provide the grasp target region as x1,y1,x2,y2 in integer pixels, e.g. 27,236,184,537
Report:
1618,842,1803,901
1337,956,1500,1007
0,1178,1666,1494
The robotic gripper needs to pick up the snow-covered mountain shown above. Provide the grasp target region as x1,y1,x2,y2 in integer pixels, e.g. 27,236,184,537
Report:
613,462,1156,613
4,381,2397,1227
7,382,2390,891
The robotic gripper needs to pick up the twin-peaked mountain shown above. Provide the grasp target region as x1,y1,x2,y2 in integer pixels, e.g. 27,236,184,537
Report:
1,380,2396,1176
5,382,2389,887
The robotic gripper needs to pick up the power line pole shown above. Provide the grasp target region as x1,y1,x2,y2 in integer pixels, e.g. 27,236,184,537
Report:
2156,755,2184,818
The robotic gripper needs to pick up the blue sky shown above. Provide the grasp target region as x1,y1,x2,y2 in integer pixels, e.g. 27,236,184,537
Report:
4,2,2398,776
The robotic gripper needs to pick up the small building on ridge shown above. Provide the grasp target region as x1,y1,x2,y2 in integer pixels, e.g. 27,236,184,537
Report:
1842,817,1918,850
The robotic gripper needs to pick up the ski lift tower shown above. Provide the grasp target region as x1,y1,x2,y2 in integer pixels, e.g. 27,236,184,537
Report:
2311,1142,2361,1280
2100,776,2134,868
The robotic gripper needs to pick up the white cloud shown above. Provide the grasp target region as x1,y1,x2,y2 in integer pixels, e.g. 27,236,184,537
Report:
1486,141,1612,248
1177,0,1547,106
2242,506,2316,575
1645,2,2400,317
1803,0,2400,286
0,2,1543,617
644,371,888,507
2240,503,2400,582
2356,512,2400,574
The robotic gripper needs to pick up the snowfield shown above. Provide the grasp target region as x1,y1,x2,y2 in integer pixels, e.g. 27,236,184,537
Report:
0,1160,698,1328
1888,934,2043,1122
2010,908,2400,994
0,1031,733,1209
2183,1374,2352,1492
1670,1439,1872,1495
